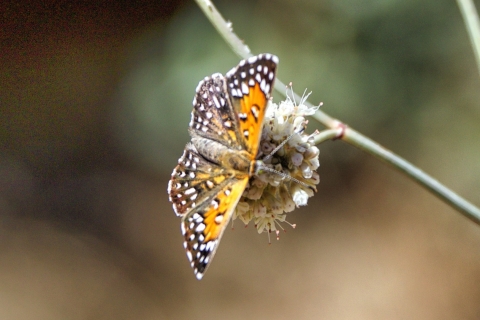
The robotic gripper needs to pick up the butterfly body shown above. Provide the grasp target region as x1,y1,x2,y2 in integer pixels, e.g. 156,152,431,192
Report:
168,54,278,279
190,136,252,173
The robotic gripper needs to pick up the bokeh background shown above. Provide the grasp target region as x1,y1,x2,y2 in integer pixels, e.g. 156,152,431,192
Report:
2,0,480,319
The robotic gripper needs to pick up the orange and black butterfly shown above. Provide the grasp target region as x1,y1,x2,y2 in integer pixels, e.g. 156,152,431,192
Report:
168,54,278,279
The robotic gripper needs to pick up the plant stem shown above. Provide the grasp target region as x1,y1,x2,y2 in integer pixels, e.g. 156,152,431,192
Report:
313,128,343,145
194,0,480,224
340,127,480,224
456,0,480,77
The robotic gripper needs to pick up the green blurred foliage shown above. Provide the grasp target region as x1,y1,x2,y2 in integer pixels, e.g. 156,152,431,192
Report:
112,0,480,195
1,0,480,318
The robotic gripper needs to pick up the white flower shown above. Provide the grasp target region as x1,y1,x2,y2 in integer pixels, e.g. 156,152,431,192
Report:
233,87,321,237
234,201,251,225
292,184,315,207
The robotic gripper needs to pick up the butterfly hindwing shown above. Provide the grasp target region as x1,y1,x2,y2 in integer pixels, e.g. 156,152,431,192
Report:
168,143,236,217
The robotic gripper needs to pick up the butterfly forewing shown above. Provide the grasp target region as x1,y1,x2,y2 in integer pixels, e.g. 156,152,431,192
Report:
226,54,278,156
182,177,248,279
189,74,243,150
169,143,249,279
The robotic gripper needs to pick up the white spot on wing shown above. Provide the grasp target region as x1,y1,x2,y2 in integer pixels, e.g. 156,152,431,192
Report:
251,106,259,119
185,188,196,195
181,223,186,235
206,241,215,252
211,199,219,209
247,56,258,64
196,223,206,232
241,82,249,95
213,95,221,109
215,215,223,224
260,78,266,92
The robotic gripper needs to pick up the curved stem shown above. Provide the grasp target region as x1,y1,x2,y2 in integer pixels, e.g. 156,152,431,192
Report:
313,128,343,145
456,0,480,77
195,0,338,128
194,0,480,224
341,127,480,223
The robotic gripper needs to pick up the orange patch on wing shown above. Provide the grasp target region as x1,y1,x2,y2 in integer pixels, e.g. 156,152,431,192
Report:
238,82,268,157
202,178,248,242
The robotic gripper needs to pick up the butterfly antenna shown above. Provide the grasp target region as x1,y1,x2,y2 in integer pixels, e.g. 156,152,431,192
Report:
259,166,311,189
263,125,305,162
259,124,314,189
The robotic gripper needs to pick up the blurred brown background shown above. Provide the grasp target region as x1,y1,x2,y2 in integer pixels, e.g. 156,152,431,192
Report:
2,0,480,319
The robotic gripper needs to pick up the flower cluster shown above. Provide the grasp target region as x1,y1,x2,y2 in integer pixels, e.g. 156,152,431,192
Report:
233,90,321,238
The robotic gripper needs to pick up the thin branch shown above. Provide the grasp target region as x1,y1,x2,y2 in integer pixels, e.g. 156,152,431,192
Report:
457,0,480,77
313,128,343,145
196,0,337,128
340,128,480,224
194,0,480,224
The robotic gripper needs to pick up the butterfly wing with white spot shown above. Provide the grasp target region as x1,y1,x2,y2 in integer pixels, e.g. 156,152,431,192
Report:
182,176,247,279
169,143,233,216
226,53,277,157
189,74,244,149
168,143,248,279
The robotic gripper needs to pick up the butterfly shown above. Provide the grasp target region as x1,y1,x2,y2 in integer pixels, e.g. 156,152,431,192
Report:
168,53,278,279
